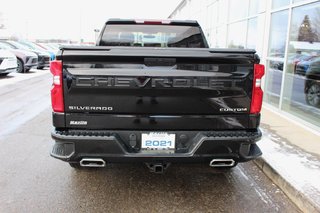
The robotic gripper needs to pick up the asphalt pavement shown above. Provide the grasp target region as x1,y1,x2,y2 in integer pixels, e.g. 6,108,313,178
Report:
0,70,301,213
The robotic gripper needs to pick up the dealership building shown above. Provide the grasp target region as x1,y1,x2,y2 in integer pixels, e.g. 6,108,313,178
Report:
169,0,320,131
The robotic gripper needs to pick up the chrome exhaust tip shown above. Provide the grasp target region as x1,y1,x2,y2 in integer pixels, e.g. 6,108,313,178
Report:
209,159,235,167
80,158,106,167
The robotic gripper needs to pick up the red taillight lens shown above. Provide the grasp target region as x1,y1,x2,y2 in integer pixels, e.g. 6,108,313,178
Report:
50,60,64,112
250,64,265,114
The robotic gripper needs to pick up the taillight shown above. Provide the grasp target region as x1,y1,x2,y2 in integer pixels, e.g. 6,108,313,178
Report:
50,60,64,112
250,64,265,114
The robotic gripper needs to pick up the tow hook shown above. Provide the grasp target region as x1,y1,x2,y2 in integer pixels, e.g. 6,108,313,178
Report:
145,163,171,174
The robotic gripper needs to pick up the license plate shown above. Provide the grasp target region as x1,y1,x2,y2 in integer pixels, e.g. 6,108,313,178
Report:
141,132,175,153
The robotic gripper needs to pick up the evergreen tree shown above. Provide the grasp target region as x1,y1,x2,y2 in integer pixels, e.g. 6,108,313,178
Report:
298,15,319,42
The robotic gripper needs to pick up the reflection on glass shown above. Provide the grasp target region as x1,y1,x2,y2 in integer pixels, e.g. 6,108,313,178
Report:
248,0,266,15
209,27,218,48
227,21,247,48
229,0,249,21
218,0,229,24
305,58,320,107
293,0,305,3
265,60,283,107
249,0,259,16
272,0,290,9
265,11,287,105
217,26,227,48
282,2,320,127
247,18,257,49
268,10,289,57
207,1,218,29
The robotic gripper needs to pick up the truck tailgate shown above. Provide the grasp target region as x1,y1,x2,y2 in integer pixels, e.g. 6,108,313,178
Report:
57,47,259,130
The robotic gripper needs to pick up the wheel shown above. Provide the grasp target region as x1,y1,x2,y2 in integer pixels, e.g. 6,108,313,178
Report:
37,66,44,70
69,162,82,169
16,59,24,73
305,82,320,107
0,73,9,77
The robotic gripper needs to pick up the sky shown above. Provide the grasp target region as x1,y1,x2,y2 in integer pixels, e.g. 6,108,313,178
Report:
0,0,182,42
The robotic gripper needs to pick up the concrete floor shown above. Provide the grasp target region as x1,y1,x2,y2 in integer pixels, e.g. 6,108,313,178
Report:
261,107,320,157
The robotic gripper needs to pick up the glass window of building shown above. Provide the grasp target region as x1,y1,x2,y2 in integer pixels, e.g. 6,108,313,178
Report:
282,2,320,127
216,26,227,48
248,0,266,16
227,21,247,48
265,60,285,106
207,1,218,29
249,0,259,16
293,0,306,3
265,10,289,107
268,10,289,57
229,0,249,21
272,0,290,9
217,0,229,24
209,27,218,48
246,18,258,49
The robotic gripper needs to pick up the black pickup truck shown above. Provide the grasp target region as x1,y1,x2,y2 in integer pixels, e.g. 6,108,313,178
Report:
50,19,265,173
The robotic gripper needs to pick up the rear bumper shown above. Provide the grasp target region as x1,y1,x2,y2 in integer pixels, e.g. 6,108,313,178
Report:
51,129,262,164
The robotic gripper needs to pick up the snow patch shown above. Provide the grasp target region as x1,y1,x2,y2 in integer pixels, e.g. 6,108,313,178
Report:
260,128,320,206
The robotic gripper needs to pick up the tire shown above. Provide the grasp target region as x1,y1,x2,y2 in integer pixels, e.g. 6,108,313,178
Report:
305,82,320,107
0,73,9,77
37,66,44,70
69,162,82,169
17,59,24,73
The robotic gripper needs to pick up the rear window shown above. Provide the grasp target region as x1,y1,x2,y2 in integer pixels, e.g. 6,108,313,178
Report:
99,24,207,48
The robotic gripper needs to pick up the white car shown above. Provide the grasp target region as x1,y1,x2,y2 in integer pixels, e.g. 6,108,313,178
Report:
0,49,17,76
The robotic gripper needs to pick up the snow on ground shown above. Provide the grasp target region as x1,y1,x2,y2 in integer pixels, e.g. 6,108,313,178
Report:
0,69,49,88
260,127,320,206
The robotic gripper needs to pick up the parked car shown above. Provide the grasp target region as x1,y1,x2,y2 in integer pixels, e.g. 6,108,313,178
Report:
0,41,38,73
295,55,320,76
269,60,284,71
269,53,311,72
0,40,50,69
0,49,17,76
19,40,55,61
305,57,320,108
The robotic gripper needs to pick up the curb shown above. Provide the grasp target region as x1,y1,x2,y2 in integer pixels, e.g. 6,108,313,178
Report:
254,157,319,213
